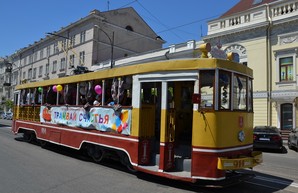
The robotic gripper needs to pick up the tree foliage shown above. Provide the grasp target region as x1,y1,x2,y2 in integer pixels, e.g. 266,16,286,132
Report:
5,99,13,110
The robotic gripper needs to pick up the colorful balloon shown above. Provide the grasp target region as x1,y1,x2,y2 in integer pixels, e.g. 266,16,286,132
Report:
94,85,102,95
38,87,43,93
56,85,63,92
52,85,57,92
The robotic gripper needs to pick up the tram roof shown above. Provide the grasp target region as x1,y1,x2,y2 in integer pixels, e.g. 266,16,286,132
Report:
16,58,252,90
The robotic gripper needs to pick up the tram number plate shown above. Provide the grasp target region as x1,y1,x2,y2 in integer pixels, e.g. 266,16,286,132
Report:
259,137,270,141
233,160,245,168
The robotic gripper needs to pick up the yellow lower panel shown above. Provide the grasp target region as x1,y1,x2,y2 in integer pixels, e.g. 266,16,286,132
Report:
217,151,263,170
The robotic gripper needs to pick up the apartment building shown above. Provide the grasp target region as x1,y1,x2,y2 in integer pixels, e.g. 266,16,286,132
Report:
204,0,298,130
0,7,164,105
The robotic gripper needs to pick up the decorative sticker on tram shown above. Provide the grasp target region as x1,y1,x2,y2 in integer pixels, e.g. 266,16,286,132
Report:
40,106,131,135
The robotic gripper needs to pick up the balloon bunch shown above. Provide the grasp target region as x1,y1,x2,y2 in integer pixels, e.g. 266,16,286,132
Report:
52,85,63,92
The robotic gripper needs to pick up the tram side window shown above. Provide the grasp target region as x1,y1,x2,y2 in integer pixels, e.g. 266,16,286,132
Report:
46,86,56,105
86,81,97,104
199,70,215,109
233,75,247,110
219,70,231,110
22,89,34,105
32,88,40,105
120,76,132,106
64,83,77,105
79,82,88,105
248,78,253,112
21,89,28,105
104,79,113,105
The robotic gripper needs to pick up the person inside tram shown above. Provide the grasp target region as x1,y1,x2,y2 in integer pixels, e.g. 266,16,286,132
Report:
93,95,101,106
105,88,113,105
46,86,56,105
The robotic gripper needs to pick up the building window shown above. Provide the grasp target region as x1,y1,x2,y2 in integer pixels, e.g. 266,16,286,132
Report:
33,68,37,79
280,57,293,82
39,66,43,77
54,42,59,54
13,72,18,85
28,68,32,79
29,55,33,64
61,39,67,50
45,63,49,75
23,71,26,79
80,31,86,43
52,60,57,73
34,52,38,62
70,35,75,47
69,54,75,67
79,51,85,65
23,57,27,65
46,46,50,57
40,49,44,59
60,58,66,71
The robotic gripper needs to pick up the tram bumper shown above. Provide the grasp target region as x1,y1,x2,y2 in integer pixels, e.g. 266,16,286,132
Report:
217,151,262,170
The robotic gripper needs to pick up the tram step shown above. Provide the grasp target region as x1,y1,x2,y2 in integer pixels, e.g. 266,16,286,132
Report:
152,154,191,172
155,154,160,165
175,157,191,172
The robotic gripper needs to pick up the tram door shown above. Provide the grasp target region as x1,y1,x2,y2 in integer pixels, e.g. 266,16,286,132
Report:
161,81,194,171
139,82,161,165
139,81,193,171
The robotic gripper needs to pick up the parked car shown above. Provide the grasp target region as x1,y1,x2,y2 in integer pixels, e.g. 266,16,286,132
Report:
1,112,7,119
5,112,13,120
253,126,283,152
288,128,298,151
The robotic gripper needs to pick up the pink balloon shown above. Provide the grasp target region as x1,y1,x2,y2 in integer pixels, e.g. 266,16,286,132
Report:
94,85,102,95
52,85,57,92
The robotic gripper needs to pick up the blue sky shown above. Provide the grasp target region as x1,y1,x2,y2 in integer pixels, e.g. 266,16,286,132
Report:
0,0,239,57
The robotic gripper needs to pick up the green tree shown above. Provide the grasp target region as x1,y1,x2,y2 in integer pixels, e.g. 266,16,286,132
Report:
5,99,14,110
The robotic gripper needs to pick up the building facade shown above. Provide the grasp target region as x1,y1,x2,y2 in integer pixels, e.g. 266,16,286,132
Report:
204,0,298,130
0,7,164,109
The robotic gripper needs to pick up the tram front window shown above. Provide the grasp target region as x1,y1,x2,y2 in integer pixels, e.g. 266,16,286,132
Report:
219,70,231,110
233,75,247,110
199,70,215,109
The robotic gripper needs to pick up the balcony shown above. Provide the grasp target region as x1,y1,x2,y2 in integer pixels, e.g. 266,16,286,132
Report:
207,0,298,36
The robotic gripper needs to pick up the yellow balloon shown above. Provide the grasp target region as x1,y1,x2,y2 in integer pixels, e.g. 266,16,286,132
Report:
56,85,63,92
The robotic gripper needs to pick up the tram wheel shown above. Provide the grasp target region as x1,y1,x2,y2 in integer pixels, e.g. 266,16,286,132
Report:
89,145,105,163
23,131,34,143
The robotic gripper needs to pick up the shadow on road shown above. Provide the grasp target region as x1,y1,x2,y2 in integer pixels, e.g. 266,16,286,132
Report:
13,135,295,193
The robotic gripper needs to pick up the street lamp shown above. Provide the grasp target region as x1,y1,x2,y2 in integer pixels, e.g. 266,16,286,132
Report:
94,25,114,68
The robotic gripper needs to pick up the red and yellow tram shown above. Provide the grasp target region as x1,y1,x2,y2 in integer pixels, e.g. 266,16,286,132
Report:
12,45,262,185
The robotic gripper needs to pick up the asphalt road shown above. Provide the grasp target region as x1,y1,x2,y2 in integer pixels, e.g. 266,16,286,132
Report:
1,120,298,193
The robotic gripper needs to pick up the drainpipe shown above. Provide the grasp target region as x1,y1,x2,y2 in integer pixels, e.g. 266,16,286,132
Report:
266,4,273,126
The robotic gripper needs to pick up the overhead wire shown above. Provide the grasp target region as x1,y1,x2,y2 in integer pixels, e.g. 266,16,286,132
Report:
135,0,184,41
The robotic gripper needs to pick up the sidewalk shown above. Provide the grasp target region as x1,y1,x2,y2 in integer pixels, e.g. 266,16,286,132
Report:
0,119,12,127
